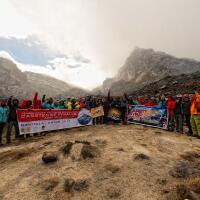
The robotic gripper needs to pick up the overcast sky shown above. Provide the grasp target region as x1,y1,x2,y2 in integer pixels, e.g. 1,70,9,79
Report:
0,0,200,88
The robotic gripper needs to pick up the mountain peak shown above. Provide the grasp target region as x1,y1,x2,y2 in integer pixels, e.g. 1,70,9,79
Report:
101,47,200,95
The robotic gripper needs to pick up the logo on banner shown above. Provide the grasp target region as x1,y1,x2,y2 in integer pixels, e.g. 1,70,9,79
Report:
78,109,92,125
91,106,104,118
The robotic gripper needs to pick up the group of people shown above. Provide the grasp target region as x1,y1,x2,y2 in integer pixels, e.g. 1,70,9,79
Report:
0,88,200,145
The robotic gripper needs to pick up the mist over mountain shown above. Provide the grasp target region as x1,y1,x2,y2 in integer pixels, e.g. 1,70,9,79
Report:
0,57,87,98
98,48,200,95
0,35,104,89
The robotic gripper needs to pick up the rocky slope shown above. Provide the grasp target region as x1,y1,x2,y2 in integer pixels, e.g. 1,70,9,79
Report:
100,48,200,95
131,72,200,97
0,57,86,98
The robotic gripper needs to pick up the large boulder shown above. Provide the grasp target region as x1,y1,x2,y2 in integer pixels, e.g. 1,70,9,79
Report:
42,151,58,163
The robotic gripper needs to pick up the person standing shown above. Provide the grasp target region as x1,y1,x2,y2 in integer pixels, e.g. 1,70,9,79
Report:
167,96,176,131
6,96,21,144
190,88,200,138
174,95,184,133
183,94,193,135
0,100,8,145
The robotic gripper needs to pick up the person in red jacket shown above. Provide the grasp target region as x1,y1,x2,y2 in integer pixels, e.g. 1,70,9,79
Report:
79,98,86,109
145,97,157,107
19,99,33,109
167,96,176,131
33,92,42,109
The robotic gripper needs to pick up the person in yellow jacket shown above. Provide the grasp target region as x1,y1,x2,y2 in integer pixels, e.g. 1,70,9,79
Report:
74,100,81,110
66,98,72,110
190,87,200,138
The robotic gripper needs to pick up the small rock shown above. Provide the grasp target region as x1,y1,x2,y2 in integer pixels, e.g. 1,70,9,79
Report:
42,151,58,163
172,81,178,85
160,85,167,90
74,179,89,191
134,153,150,161
117,148,125,152
81,144,100,159
105,164,121,174
64,178,75,192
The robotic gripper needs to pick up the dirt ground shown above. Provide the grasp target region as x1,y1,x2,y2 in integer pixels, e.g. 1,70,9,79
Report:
0,124,200,200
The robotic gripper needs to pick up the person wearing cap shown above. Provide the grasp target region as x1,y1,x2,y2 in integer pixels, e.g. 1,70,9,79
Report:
183,94,193,135
174,95,184,133
190,87,200,138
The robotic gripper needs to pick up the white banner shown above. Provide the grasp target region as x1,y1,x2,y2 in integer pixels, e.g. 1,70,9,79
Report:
17,109,92,135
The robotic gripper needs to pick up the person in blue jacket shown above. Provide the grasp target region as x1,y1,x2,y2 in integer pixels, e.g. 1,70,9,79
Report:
156,96,166,109
0,100,8,145
42,95,54,109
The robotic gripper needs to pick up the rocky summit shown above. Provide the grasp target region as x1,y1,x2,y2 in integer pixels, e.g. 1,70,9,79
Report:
98,48,200,95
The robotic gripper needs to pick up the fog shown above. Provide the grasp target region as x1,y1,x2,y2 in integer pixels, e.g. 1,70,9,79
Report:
3,0,200,81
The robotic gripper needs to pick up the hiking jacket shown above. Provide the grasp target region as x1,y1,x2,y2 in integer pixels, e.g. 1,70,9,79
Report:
67,101,72,110
157,101,166,109
20,99,33,109
7,98,19,122
42,102,54,109
0,106,8,123
167,100,176,116
183,100,191,115
191,93,200,115
33,93,42,109
174,102,183,115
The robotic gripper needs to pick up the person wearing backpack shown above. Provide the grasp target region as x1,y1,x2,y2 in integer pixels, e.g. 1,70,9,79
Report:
190,88,200,138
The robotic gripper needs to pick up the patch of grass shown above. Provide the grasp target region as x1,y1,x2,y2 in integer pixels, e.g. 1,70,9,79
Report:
0,147,35,164
40,177,59,191
78,127,88,132
180,151,200,162
169,178,200,200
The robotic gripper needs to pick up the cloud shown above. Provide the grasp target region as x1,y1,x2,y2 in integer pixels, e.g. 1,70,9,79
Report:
6,0,200,80
0,35,106,89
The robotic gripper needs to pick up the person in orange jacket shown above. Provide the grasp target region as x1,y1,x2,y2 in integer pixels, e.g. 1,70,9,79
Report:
190,87,200,138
